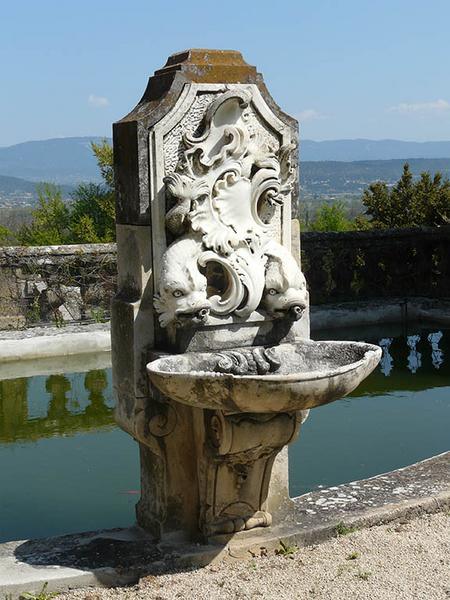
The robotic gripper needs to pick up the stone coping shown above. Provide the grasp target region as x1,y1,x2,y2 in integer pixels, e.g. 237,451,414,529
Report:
0,323,111,370
311,297,450,332
0,322,110,341
0,244,115,261
0,451,448,596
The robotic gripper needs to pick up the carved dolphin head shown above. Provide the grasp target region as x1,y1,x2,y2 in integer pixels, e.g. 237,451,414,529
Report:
262,242,307,320
154,288,211,329
154,237,211,329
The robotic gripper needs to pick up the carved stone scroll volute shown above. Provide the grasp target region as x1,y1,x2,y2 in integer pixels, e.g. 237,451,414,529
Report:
153,85,304,333
194,410,302,538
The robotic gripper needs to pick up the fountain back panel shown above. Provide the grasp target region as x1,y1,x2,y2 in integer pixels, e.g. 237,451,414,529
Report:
111,49,380,541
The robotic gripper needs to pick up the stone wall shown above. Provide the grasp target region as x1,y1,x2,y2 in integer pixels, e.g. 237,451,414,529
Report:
1,226,449,329
0,244,116,329
301,226,450,305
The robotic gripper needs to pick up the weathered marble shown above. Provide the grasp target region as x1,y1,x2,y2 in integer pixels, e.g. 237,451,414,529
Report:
147,340,381,413
112,49,380,543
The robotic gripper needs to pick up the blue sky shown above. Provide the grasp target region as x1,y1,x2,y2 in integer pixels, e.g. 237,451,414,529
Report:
1,0,449,146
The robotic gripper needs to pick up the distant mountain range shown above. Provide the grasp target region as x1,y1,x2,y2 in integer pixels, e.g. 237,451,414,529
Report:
301,139,450,162
0,174,75,206
1,137,450,203
0,137,108,184
0,174,74,195
301,158,450,195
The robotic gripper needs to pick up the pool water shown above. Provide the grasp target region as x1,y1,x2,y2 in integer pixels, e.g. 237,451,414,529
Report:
0,324,449,542
0,369,139,542
290,324,450,495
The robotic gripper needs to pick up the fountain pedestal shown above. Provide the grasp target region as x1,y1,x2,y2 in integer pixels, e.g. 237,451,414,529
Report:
111,49,380,542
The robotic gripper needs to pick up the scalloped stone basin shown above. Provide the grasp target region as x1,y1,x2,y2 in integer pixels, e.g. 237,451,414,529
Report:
147,340,382,413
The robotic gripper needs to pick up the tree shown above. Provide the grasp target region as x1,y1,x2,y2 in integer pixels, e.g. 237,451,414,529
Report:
70,140,115,243
414,171,450,226
17,140,116,246
70,182,115,243
361,163,450,228
91,140,114,189
17,184,72,246
0,224,13,246
309,201,353,232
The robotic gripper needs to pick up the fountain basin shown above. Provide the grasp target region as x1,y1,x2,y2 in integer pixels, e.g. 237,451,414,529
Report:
147,340,381,413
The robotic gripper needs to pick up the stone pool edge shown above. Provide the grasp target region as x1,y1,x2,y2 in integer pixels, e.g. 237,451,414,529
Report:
311,297,450,331
0,323,110,362
0,451,448,596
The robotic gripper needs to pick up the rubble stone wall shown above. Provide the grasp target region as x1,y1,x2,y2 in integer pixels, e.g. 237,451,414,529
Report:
0,244,116,329
1,226,449,329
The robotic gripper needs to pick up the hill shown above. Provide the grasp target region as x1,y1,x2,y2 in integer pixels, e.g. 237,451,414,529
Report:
1,137,450,202
301,158,450,195
301,139,450,162
0,175,75,207
1,137,450,185
0,137,108,184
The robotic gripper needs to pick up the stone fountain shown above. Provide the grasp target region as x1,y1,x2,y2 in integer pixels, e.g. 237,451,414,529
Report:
111,49,381,543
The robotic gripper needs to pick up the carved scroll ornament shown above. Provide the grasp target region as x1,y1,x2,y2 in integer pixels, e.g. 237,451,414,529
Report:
154,88,304,328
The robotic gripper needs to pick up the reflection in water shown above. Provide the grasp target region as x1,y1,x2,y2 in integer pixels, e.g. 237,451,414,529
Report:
406,334,422,374
84,370,110,418
379,338,394,376
0,369,114,444
377,330,446,378
0,330,449,542
290,326,450,497
0,378,29,442
46,375,71,419
428,331,444,369
0,330,447,445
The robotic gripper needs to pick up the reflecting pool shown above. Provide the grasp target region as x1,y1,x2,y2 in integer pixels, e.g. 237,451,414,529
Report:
0,324,449,542
289,323,450,496
0,364,139,543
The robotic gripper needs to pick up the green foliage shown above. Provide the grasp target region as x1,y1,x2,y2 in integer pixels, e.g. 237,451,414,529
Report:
248,559,258,570
18,140,115,246
352,214,372,230
355,570,371,581
309,201,353,232
346,551,360,560
70,183,115,243
21,582,58,600
275,539,299,558
321,248,337,298
26,296,41,324
17,184,72,246
362,162,450,228
53,311,65,328
335,521,358,536
0,224,13,245
91,139,114,190
90,307,107,323
70,140,115,244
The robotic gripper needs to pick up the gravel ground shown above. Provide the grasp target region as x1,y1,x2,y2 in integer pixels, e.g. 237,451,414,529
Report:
59,511,450,600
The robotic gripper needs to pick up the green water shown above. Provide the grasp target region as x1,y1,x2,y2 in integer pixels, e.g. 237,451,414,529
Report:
0,369,139,542
0,325,449,542
290,324,450,495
